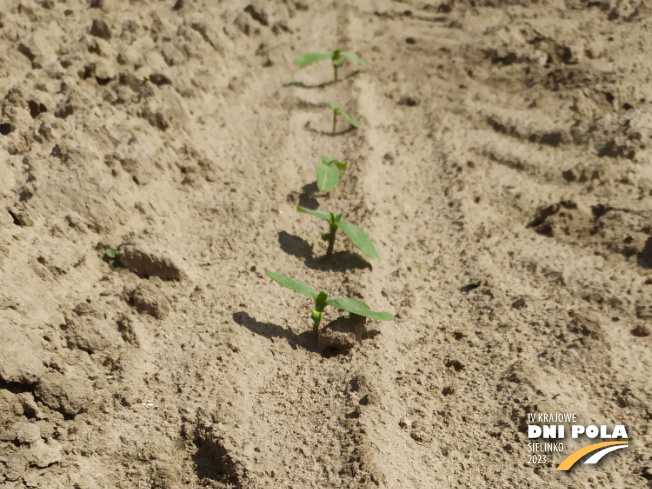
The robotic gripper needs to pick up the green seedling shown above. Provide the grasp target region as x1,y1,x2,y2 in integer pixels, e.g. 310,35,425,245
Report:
266,271,393,337
316,155,347,192
297,205,379,261
324,102,359,133
105,247,123,271
295,49,368,83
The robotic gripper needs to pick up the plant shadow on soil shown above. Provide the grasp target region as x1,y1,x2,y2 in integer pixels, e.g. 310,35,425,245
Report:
278,231,371,271
282,70,361,90
303,123,357,137
298,182,320,209
232,311,319,353
638,237,652,268
192,436,242,487
289,182,332,209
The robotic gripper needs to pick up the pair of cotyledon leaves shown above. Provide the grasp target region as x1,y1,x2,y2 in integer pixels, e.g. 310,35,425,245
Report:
294,50,368,70
297,205,379,261
266,271,394,322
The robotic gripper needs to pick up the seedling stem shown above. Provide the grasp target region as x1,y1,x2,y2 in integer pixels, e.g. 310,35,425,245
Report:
324,102,359,133
324,218,338,257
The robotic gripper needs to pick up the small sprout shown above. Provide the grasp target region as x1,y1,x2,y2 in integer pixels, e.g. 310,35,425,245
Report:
266,271,393,337
297,206,380,261
294,49,368,83
105,247,123,271
324,102,359,133
316,155,347,193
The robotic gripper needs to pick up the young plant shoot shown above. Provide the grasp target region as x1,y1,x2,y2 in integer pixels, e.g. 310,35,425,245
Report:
266,271,393,337
316,155,347,193
297,205,380,261
294,49,368,83
324,102,359,133
105,247,123,271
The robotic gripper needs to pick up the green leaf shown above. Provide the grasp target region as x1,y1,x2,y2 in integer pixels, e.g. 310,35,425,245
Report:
320,155,347,171
324,101,339,112
336,221,380,261
340,51,369,68
106,247,117,259
315,291,328,310
319,155,336,165
326,297,394,321
316,161,340,192
334,213,346,223
295,52,332,67
266,271,318,299
297,205,332,223
339,110,360,129
111,261,123,271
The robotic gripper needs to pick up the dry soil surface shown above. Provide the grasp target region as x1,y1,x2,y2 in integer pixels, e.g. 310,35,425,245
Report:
1,0,651,487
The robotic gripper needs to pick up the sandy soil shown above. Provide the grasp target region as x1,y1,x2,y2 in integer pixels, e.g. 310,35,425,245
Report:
1,0,651,487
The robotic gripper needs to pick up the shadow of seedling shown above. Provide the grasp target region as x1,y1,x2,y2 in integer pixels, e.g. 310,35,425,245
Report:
298,182,320,209
311,251,372,272
192,434,241,486
278,231,371,272
283,70,361,90
232,311,318,353
303,122,357,137
283,79,335,89
278,231,312,261
638,236,652,269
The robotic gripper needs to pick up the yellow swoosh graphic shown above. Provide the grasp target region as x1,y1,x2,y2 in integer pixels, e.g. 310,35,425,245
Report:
557,441,628,471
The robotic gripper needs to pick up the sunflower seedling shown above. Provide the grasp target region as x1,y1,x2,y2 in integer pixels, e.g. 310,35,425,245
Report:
297,205,379,261
295,49,368,83
105,247,123,271
324,102,359,133
266,271,393,337
316,155,347,192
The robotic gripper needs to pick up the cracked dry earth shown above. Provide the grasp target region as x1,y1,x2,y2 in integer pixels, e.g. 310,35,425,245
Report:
1,0,651,487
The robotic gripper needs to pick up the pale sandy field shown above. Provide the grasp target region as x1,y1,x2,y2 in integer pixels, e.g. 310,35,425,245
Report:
1,0,651,487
